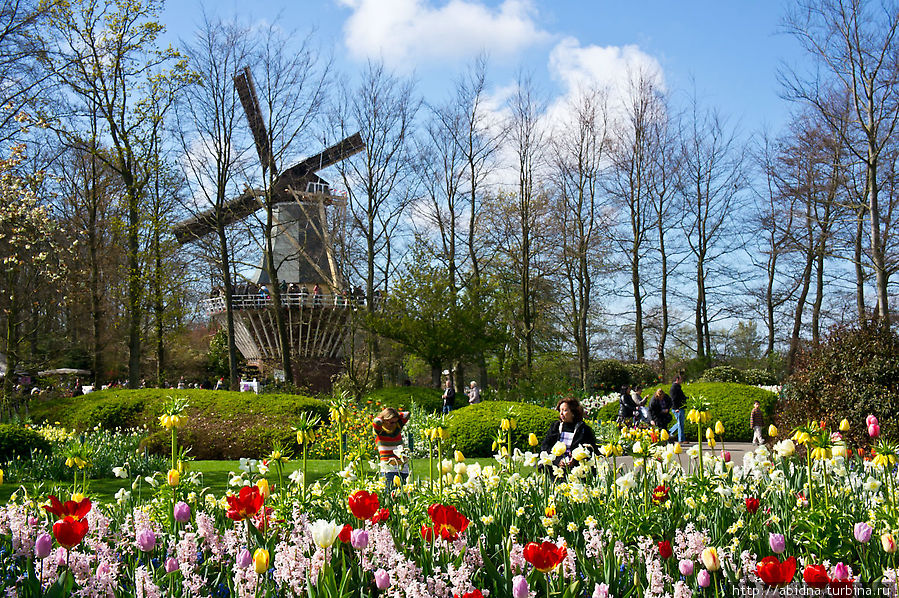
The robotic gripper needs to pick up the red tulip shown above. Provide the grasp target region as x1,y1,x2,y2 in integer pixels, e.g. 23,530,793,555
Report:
454,591,484,598
53,516,89,549
868,423,881,438
523,541,567,573
43,495,92,521
652,485,669,504
756,556,796,587
803,564,830,588
371,508,390,524
427,504,469,541
658,540,673,559
420,525,435,542
829,579,854,597
348,490,380,521
745,497,760,514
226,486,264,522
338,524,353,543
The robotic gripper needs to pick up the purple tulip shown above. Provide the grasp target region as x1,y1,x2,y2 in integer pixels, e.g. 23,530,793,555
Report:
174,501,191,523
697,569,711,588
165,557,180,573
350,529,369,550
855,522,873,543
832,562,849,581
34,533,52,559
237,548,252,569
512,575,528,598
679,559,694,576
136,529,156,553
769,533,786,554
374,568,391,590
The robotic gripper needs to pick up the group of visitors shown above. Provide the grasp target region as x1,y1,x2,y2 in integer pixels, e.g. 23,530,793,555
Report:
616,375,688,441
441,377,481,414
210,282,378,309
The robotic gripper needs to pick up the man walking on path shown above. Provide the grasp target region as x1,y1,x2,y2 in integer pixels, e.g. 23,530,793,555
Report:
668,375,687,442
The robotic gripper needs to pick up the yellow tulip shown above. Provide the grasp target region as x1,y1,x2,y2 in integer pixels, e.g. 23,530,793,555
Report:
528,433,539,447
709,438,717,449
453,473,463,484
701,547,721,571
768,424,778,438
660,429,669,442
394,474,403,488
673,442,682,454
167,469,180,487
714,421,725,435
253,548,270,573
706,428,715,442
256,479,270,500
0,468,3,484
454,450,465,462
882,533,897,554
839,419,850,432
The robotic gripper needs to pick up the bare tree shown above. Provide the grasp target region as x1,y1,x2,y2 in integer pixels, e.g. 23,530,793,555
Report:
783,0,899,324
678,96,747,359
176,16,255,390
333,61,418,390
550,88,609,389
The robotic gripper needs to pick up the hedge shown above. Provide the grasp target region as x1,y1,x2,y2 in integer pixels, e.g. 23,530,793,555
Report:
0,425,51,461
596,382,777,442
364,386,443,413
445,401,559,457
29,389,329,460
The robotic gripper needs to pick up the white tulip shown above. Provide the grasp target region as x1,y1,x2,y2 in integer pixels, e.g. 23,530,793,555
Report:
309,519,341,548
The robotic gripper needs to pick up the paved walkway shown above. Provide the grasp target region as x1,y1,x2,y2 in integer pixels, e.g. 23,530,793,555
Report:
612,441,762,468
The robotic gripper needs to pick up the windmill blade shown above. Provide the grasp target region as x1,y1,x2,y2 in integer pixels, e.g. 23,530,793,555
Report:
173,188,264,243
234,67,277,175
280,133,364,181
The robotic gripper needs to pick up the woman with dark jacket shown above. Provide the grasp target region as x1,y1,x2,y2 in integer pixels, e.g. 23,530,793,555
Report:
540,397,597,467
648,388,672,429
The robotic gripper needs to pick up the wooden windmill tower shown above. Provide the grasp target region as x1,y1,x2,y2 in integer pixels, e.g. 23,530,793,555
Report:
174,67,365,386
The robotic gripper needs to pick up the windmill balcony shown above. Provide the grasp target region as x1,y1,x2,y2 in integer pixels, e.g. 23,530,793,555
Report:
200,293,372,315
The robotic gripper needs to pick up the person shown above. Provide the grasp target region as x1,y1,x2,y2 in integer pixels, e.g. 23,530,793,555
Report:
750,400,765,445
668,375,687,442
72,378,83,398
465,381,481,405
441,378,455,414
298,285,309,307
539,397,597,469
215,377,225,391
631,386,648,424
648,388,672,430
312,283,322,306
617,384,636,424
372,407,411,489
177,376,186,390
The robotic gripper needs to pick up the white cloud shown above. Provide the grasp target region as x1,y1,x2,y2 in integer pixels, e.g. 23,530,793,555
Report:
338,0,550,69
545,37,665,126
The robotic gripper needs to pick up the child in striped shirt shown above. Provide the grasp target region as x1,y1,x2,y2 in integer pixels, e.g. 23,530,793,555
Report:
372,407,411,489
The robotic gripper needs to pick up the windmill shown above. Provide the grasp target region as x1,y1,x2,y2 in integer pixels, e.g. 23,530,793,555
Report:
174,67,365,386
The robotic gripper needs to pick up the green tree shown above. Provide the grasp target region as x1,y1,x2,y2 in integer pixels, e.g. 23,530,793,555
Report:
369,242,501,387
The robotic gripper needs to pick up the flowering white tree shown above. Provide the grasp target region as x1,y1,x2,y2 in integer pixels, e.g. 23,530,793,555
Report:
0,147,66,403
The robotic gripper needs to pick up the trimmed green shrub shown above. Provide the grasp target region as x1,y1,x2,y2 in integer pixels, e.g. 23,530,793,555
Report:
365,387,443,413
589,360,631,394
30,389,329,460
0,425,51,461
445,401,559,457
625,363,660,388
700,366,745,384
742,369,778,386
784,323,899,447
596,382,777,442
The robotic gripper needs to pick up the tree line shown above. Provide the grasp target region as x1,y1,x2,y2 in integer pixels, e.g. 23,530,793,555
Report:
1,0,898,400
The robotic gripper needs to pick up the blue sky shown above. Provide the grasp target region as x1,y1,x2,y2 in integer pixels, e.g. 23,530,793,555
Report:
161,0,805,137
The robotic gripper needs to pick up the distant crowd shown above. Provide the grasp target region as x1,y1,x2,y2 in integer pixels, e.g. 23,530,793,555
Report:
209,282,381,309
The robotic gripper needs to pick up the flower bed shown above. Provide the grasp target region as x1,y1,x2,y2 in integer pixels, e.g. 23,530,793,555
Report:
1,405,898,597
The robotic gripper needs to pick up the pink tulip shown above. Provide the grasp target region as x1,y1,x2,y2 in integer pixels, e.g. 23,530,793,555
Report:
868,423,880,438
512,575,529,598
136,529,156,553
174,501,191,522
769,533,786,554
854,522,873,543
697,569,711,588
350,529,369,550
832,562,850,581
679,559,695,576
867,415,879,427
236,548,252,569
34,533,52,559
374,568,391,590
721,451,731,463
592,582,609,598
165,557,179,573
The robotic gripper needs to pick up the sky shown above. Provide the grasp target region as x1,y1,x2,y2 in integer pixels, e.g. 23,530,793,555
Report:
160,0,806,140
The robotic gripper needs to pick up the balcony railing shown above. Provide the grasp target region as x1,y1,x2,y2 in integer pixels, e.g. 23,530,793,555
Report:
200,293,369,315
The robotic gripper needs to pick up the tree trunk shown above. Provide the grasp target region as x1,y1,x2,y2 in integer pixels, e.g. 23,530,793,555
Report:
430,362,442,388
264,211,293,382
867,159,890,325
126,185,142,388
855,206,867,326
657,220,668,374
217,225,240,390
695,260,706,359
632,245,644,362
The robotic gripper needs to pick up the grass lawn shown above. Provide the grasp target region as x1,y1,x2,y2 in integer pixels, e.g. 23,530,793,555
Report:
2,458,503,503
